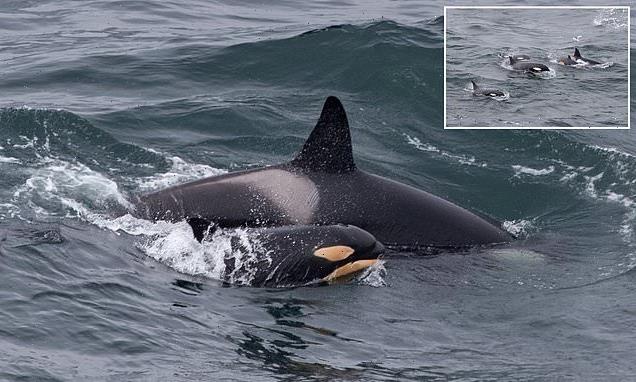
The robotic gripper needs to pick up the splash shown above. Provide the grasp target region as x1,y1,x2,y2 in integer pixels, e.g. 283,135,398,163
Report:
135,155,227,191
11,158,132,219
355,260,387,287
502,219,535,238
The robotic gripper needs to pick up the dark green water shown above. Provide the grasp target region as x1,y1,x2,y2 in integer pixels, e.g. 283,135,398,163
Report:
1,1,635,380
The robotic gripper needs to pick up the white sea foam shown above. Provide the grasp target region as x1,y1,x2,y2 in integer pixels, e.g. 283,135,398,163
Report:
356,260,387,287
141,221,228,280
12,158,132,219
511,165,555,177
0,156,21,164
0,203,20,219
502,219,534,237
583,172,604,198
135,155,227,191
589,145,635,159
559,172,577,182
405,134,487,167
90,213,225,280
405,134,438,152
12,135,36,149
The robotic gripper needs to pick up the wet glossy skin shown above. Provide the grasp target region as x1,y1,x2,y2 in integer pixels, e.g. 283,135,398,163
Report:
136,164,511,249
220,224,384,287
134,97,512,250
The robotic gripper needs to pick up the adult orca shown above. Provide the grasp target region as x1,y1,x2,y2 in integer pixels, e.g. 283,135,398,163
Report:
573,47,601,65
470,80,506,98
134,96,512,250
216,224,384,287
508,56,550,73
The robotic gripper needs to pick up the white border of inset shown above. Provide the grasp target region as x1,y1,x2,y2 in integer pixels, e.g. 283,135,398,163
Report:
443,5,630,130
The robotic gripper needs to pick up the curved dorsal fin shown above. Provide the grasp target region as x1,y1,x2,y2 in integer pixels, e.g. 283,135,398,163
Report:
471,80,479,90
291,96,355,173
574,47,581,58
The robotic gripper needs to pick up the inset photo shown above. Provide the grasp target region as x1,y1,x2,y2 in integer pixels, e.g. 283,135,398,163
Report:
444,6,630,129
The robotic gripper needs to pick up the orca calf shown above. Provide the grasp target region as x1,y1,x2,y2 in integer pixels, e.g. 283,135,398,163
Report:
215,224,384,287
558,55,578,66
135,96,512,250
508,56,550,73
573,47,601,65
470,80,506,98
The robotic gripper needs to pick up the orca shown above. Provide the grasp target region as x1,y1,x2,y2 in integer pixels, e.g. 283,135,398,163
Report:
558,55,578,66
215,224,384,287
510,54,530,61
134,96,512,250
573,47,601,65
508,56,550,73
470,80,506,98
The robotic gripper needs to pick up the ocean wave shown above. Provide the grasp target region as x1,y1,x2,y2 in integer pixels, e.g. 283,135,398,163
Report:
0,108,165,172
11,158,132,220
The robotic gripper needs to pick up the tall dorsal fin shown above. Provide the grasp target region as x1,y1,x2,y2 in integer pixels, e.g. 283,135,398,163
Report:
291,96,355,173
509,56,516,65
471,80,479,90
573,47,581,58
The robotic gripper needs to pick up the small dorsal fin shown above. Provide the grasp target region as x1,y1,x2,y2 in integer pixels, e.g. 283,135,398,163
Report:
509,56,516,65
574,47,581,58
471,80,479,90
291,96,355,173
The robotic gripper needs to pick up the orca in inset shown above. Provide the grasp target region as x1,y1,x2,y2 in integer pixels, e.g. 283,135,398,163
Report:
470,80,506,98
573,47,601,65
511,54,530,61
134,97,512,250
558,55,578,66
213,224,384,287
509,56,550,73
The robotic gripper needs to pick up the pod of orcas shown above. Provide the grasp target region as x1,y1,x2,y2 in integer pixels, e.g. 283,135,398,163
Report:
470,47,606,100
134,96,512,285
